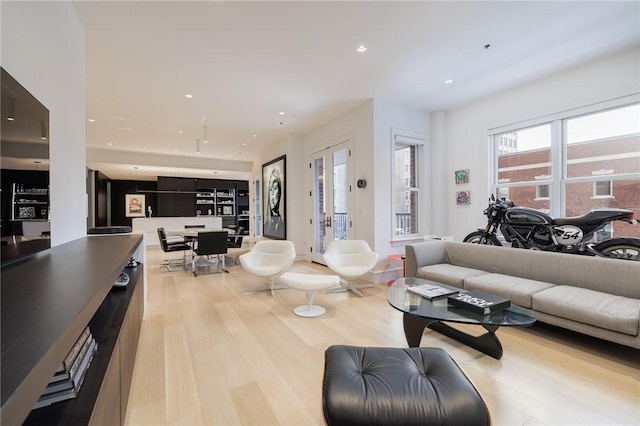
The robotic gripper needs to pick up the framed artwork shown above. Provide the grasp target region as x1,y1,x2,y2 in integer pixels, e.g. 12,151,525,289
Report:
125,194,146,217
262,155,286,239
455,169,469,184
456,191,471,205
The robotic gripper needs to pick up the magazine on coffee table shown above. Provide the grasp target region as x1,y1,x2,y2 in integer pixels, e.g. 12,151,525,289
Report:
407,283,459,299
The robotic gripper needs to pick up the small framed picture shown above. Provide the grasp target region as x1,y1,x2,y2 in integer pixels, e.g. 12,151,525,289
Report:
125,194,146,217
455,169,469,185
456,191,471,205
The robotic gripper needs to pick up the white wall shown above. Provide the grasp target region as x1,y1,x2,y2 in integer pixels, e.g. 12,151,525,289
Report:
372,99,430,258
302,100,374,254
1,1,86,246
258,134,304,252
294,99,429,261
440,46,640,241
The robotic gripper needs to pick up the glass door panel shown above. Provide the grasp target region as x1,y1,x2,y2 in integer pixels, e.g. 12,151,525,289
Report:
313,155,326,258
332,149,348,241
310,140,352,264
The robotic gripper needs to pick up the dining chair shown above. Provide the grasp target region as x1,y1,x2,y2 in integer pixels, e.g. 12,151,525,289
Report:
191,230,229,276
157,227,191,271
226,226,247,265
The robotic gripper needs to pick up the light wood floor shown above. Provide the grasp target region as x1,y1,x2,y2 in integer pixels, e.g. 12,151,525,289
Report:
124,249,640,425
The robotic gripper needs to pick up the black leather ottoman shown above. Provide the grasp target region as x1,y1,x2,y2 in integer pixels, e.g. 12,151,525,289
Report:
322,345,490,426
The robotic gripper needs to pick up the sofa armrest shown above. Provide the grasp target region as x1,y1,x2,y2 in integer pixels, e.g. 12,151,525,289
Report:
405,241,447,277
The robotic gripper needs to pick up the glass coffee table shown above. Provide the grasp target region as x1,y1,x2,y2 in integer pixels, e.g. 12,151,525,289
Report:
388,277,536,359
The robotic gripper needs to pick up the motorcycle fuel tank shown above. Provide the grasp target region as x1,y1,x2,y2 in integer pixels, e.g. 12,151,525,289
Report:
505,207,553,225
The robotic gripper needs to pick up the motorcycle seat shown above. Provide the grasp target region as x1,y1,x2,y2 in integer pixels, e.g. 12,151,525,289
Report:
553,208,632,226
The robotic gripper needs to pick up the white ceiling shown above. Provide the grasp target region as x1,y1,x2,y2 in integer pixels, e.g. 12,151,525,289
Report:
74,1,640,181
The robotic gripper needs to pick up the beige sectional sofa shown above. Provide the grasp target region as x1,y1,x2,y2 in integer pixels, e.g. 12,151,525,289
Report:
405,240,640,349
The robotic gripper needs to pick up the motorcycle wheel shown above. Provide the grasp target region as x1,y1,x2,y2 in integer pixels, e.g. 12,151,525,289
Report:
463,231,502,245
593,238,640,261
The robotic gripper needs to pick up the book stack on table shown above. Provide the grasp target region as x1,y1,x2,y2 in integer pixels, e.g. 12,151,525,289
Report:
448,290,511,315
406,283,459,299
33,326,98,409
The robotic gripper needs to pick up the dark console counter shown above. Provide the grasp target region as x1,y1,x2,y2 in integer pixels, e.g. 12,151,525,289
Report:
1,234,144,425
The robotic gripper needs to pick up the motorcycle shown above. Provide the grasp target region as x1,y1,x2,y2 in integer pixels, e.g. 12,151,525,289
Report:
463,195,640,261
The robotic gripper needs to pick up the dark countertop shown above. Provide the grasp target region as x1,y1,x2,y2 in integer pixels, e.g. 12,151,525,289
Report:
1,234,143,425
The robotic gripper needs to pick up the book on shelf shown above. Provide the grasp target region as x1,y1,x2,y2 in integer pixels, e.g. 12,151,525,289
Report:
34,337,97,409
407,283,459,299
447,290,511,315
50,329,93,383
53,326,90,375
40,378,74,397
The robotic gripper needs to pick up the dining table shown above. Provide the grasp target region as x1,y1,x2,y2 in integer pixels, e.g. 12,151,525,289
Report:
167,228,233,271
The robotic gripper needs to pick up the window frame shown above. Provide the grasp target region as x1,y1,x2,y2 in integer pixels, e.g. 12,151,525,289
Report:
489,96,640,218
391,129,425,241
592,180,613,198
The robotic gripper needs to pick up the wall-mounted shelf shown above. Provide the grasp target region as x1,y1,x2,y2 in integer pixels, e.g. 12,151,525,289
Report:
154,177,247,228
11,183,49,221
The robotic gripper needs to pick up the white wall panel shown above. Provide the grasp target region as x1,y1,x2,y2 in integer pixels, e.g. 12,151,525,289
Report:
2,1,86,246
440,47,640,241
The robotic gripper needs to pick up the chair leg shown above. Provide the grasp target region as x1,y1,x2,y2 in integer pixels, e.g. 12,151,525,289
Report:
219,254,229,274
327,279,373,297
244,276,288,295
161,256,186,272
225,255,240,265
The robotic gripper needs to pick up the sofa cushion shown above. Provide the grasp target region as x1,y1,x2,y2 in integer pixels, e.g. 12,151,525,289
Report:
416,264,488,288
532,286,640,336
441,241,640,299
464,273,555,309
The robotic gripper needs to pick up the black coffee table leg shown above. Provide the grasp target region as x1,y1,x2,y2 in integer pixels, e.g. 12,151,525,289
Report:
403,313,504,359
403,314,436,347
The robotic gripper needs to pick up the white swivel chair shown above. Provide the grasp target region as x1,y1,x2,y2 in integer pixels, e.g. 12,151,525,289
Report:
323,240,379,297
239,240,296,296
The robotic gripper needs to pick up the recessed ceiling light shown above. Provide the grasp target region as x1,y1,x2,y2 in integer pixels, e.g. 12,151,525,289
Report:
88,118,95,122
185,94,193,99
242,143,247,146
173,149,179,152
178,130,183,134
107,142,113,146
357,45,367,53
252,134,257,138
444,79,453,84
279,112,285,115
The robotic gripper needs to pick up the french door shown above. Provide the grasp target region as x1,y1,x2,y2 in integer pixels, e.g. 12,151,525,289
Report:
309,139,353,264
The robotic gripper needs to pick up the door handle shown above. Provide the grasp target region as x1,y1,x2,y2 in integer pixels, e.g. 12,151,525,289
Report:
326,216,332,228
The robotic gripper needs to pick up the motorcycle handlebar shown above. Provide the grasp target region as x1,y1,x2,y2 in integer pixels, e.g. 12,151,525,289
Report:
488,196,514,208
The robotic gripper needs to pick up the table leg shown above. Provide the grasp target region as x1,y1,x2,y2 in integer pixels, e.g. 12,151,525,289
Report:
403,313,504,359
427,321,503,359
403,314,436,347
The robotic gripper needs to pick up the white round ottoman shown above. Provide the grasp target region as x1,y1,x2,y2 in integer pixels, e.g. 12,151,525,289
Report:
280,272,340,317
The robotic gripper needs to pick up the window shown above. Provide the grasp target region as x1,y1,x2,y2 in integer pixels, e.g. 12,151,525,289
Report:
536,184,550,199
593,180,612,197
497,186,510,200
490,100,640,239
393,130,424,238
